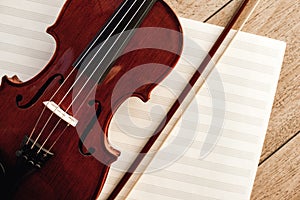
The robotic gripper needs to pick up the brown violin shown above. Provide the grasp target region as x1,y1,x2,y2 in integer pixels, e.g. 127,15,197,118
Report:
0,0,182,199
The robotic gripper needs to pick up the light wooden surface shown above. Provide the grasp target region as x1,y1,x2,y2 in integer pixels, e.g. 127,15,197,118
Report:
165,0,300,199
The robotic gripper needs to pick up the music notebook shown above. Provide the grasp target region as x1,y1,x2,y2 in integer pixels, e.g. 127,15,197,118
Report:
0,1,286,200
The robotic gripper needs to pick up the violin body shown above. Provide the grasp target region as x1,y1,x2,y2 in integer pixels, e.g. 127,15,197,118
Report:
0,0,182,199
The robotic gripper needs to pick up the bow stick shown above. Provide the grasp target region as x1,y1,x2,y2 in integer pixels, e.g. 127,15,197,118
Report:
107,0,260,198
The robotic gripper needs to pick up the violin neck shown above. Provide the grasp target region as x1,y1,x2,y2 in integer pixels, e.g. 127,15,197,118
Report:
73,0,158,82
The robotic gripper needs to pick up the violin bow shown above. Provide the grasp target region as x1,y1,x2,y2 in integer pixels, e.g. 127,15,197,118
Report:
107,0,261,199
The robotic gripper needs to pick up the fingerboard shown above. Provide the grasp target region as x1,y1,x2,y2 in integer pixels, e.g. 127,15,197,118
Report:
73,0,157,83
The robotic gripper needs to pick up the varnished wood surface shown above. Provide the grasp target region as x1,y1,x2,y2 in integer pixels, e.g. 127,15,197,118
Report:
164,0,299,199
0,0,182,199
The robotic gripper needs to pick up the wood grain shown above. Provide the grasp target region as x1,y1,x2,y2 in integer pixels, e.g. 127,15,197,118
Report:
165,0,300,199
251,133,300,200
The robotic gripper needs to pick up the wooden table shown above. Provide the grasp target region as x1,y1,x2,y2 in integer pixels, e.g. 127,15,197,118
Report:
164,0,299,199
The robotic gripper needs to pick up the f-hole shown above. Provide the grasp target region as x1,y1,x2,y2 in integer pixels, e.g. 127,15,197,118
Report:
78,100,102,156
16,74,64,109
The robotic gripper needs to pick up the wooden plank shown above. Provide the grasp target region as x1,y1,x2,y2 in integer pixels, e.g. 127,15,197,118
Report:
251,133,300,200
164,0,235,22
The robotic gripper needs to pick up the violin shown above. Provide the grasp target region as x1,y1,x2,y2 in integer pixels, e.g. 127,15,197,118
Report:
0,0,182,199
0,0,252,198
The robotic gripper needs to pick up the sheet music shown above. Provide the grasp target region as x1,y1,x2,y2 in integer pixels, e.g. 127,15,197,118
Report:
99,18,286,200
0,1,286,200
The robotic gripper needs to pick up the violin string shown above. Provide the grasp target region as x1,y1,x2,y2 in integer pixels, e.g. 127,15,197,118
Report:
49,0,158,151
36,0,144,152
37,0,156,153
32,0,141,150
62,0,147,112
47,125,69,152
46,0,156,152
66,0,156,112
27,0,132,147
